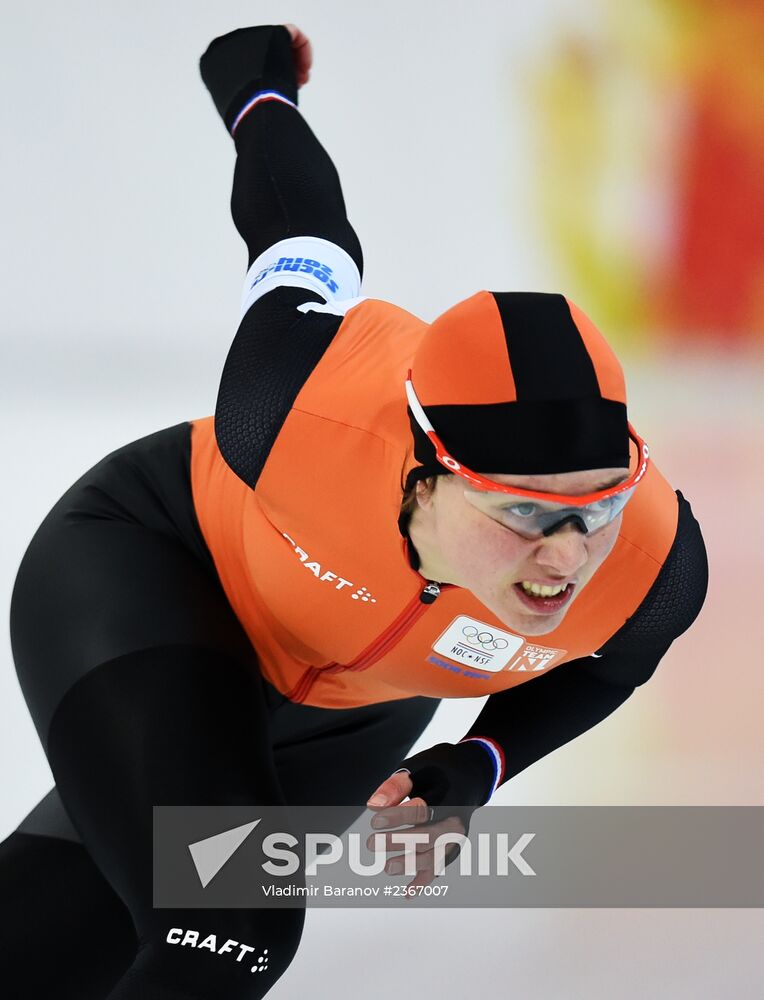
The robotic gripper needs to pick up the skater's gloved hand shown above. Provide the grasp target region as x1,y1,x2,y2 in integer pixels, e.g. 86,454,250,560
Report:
200,24,312,132
364,741,496,888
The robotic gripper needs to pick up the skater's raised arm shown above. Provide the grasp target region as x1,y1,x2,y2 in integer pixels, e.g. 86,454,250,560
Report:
200,24,362,283
199,25,364,489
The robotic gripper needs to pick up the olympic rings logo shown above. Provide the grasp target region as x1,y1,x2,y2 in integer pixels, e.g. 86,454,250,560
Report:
461,625,509,651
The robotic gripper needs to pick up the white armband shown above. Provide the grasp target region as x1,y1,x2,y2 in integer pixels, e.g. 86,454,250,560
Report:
240,236,362,320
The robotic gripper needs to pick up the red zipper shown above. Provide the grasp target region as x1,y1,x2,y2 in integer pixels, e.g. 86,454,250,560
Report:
285,581,444,704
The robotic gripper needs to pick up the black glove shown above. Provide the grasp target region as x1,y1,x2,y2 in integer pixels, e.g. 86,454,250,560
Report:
200,25,298,132
394,740,497,815
390,741,497,872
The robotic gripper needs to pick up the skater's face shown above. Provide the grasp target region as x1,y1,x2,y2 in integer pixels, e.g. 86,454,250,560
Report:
406,468,629,636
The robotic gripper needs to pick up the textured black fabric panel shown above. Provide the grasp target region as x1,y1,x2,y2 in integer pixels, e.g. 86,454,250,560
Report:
596,490,709,653
0,831,136,998
463,490,708,785
200,26,298,130
231,100,363,271
214,286,344,490
492,292,602,401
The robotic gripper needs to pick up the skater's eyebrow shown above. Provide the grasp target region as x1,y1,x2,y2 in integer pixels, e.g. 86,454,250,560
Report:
596,476,629,490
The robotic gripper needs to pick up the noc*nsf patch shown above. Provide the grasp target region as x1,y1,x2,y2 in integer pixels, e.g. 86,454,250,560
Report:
432,616,525,672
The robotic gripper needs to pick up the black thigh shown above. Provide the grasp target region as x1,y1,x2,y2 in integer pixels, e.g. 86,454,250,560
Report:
9,422,259,752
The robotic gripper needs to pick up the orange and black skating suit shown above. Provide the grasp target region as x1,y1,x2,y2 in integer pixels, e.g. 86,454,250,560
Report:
4,27,708,1000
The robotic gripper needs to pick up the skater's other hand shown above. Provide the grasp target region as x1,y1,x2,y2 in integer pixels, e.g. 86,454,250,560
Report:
284,23,312,87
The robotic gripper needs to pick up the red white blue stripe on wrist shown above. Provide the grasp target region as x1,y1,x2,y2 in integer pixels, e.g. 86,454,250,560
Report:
459,736,506,800
231,90,297,135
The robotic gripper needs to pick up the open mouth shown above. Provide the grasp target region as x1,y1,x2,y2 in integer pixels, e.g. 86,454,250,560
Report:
513,581,575,614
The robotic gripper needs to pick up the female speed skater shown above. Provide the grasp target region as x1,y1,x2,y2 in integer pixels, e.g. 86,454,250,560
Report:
0,23,708,999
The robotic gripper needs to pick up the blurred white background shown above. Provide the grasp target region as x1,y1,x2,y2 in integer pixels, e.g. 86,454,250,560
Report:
1,2,762,997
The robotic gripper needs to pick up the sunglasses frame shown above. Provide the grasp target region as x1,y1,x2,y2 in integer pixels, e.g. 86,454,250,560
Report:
405,370,650,507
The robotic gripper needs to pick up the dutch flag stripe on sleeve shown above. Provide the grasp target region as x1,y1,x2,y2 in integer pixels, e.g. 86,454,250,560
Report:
459,736,506,800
